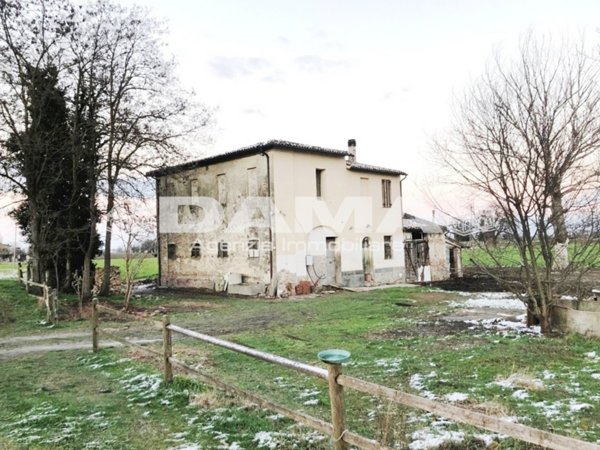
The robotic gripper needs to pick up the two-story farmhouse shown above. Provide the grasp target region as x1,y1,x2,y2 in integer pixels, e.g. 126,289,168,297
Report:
148,139,407,295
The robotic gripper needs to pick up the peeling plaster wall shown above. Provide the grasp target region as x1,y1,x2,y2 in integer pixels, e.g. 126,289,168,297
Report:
157,153,271,288
270,150,405,286
156,147,406,290
427,233,448,281
552,299,600,337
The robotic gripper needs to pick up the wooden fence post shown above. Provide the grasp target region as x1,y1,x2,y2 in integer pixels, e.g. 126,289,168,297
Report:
162,315,173,383
92,298,99,353
327,363,348,450
50,288,58,324
44,285,51,324
25,265,30,293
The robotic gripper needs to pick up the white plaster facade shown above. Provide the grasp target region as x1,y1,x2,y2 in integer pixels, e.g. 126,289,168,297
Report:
149,140,407,294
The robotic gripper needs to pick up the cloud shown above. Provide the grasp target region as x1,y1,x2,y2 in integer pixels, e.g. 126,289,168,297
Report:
210,56,272,79
294,55,349,73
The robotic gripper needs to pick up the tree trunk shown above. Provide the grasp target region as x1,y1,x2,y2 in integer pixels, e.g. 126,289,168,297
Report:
539,312,552,335
82,189,97,302
29,208,43,283
63,253,72,292
82,251,93,302
99,186,115,296
551,191,569,270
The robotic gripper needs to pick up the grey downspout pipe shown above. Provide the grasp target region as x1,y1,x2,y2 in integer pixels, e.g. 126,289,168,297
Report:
155,177,162,287
261,151,274,281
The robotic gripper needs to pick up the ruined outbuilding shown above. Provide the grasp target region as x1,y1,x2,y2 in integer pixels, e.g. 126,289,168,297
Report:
403,213,462,282
148,139,407,295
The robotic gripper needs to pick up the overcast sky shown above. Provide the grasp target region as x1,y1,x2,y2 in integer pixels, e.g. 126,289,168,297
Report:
2,0,600,247
121,0,600,215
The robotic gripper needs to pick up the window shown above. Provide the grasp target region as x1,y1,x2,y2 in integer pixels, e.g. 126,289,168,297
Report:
248,239,259,258
217,173,227,206
316,169,324,198
167,244,177,260
381,179,391,208
191,243,201,258
411,230,423,240
247,167,258,196
217,241,229,258
384,236,393,260
165,181,176,196
360,177,369,197
190,179,198,196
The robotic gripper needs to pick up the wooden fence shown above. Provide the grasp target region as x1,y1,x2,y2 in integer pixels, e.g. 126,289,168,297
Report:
91,300,600,450
18,265,58,324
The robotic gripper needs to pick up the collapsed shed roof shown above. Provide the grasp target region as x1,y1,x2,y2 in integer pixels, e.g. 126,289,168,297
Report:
403,213,444,234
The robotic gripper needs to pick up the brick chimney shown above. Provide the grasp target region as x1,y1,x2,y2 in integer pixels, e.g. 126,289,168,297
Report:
346,139,356,168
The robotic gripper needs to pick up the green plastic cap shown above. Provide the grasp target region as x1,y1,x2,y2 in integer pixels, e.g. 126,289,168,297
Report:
318,349,351,364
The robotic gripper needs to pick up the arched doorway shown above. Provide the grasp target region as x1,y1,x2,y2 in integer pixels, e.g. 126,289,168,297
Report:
307,226,339,285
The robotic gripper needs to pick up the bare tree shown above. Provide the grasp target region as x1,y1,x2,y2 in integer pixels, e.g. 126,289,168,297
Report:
435,34,600,333
0,0,208,301
81,1,211,297
115,201,155,311
0,0,91,285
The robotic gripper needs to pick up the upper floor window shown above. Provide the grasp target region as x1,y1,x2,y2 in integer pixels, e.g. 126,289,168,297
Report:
316,169,324,198
190,178,198,196
382,179,392,208
217,173,227,206
165,181,176,196
191,243,201,258
360,177,369,197
247,167,258,196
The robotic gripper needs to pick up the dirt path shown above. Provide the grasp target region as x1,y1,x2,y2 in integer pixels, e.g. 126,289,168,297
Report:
0,329,161,360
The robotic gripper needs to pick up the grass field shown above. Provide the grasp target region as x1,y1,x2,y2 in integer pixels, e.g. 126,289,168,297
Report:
462,241,600,268
94,257,158,280
0,261,17,270
1,281,599,449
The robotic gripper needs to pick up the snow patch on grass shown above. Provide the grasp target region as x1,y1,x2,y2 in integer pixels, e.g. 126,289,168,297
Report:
444,392,468,402
374,357,403,373
512,389,529,400
410,373,437,400
409,428,464,450
452,292,526,309
253,431,279,449
569,401,593,412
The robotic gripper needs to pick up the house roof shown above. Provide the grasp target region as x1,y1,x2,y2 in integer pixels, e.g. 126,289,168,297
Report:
147,139,406,177
348,161,406,176
403,213,444,234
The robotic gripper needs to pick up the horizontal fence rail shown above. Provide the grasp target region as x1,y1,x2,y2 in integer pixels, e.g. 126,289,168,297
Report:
167,324,329,380
336,375,600,450
91,301,600,450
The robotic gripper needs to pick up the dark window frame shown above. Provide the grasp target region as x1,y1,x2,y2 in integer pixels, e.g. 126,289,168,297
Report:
382,179,392,208
316,168,324,198
191,243,201,258
217,241,229,258
248,239,259,258
167,243,177,260
384,235,393,260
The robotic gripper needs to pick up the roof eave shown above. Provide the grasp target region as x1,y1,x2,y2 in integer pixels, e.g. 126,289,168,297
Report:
146,140,349,178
